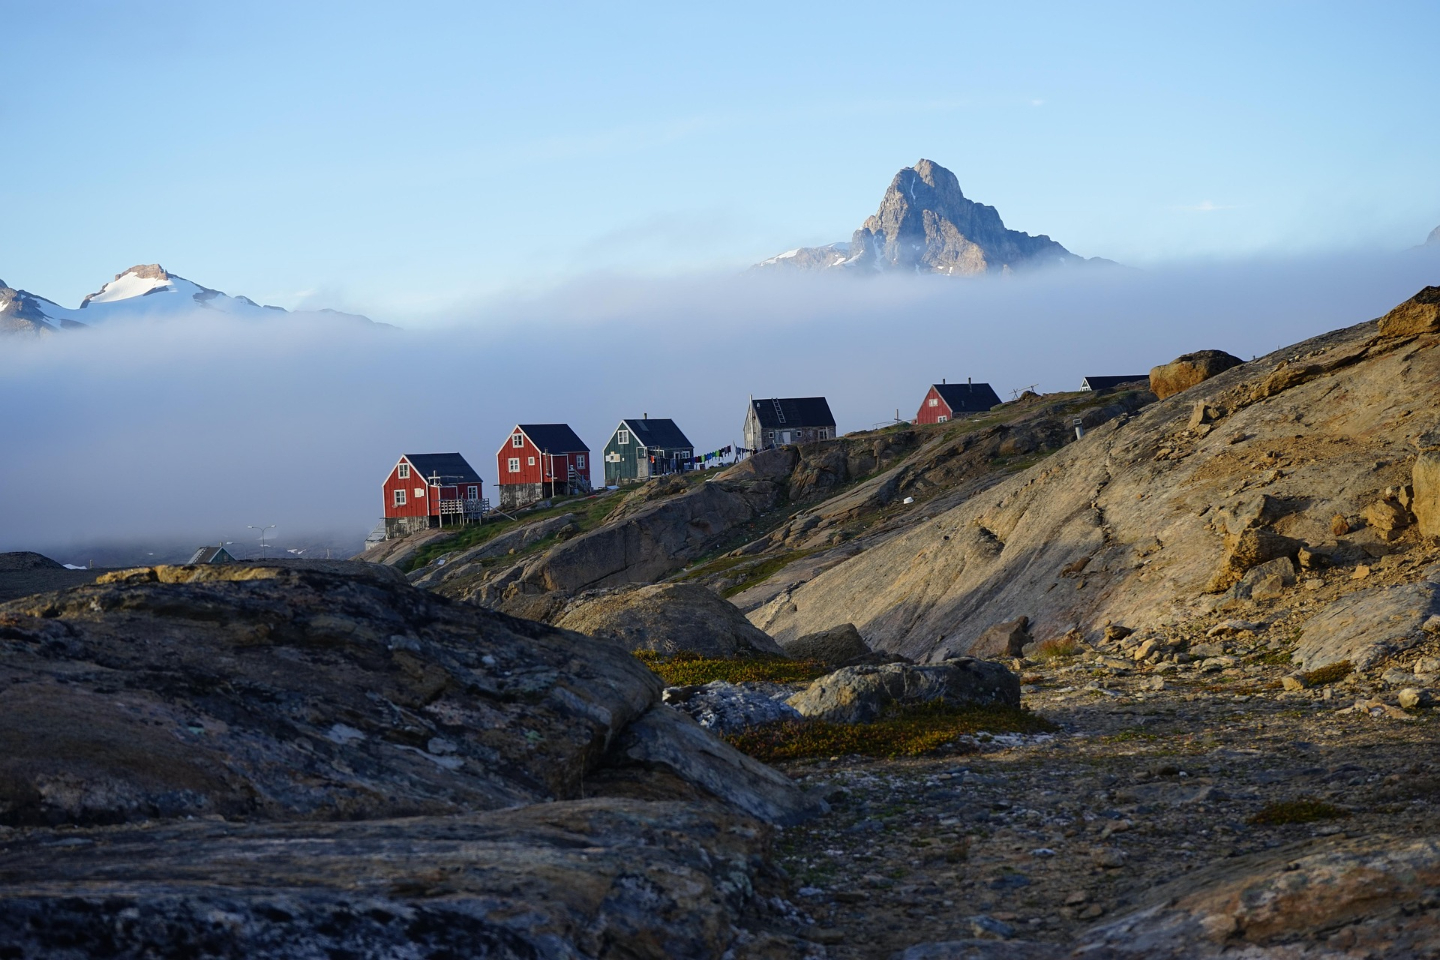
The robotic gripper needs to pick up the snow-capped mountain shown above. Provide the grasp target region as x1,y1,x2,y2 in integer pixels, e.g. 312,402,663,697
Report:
1,264,374,336
756,159,1111,276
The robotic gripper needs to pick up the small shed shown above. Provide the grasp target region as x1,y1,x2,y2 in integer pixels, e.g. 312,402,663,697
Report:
187,545,236,564
742,396,836,453
915,379,1002,424
497,424,592,509
1080,375,1147,392
382,452,486,538
603,416,694,486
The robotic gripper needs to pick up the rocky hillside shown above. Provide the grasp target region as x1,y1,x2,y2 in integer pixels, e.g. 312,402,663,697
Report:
750,287,1440,668
756,160,1108,276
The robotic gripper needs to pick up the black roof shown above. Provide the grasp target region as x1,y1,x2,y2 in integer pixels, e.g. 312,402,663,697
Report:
750,397,835,429
1081,376,1148,392
932,381,1002,413
619,417,692,449
186,545,234,564
515,424,588,453
404,452,483,485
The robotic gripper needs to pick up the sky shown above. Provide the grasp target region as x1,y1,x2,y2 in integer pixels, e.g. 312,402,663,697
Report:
3,1,1440,562
3,1,1439,320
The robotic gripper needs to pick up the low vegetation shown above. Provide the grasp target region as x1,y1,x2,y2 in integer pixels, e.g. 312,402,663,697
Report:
632,650,830,686
1301,660,1353,686
724,701,1058,763
1249,798,1351,826
1033,635,1083,660
404,493,618,572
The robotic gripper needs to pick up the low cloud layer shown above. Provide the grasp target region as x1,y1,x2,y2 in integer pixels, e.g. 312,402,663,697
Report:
3,249,1436,563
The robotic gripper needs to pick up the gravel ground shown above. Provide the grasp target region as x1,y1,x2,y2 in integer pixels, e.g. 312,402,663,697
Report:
741,651,1440,958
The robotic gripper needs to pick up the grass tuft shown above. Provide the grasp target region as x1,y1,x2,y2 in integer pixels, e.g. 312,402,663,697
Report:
723,701,1058,763
1033,636,1083,660
1249,798,1350,826
1301,661,1353,686
633,650,830,686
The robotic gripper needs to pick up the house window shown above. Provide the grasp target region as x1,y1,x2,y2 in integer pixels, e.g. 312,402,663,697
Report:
512,434,524,448
576,454,586,469
508,457,520,473
937,415,948,423
467,485,478,499
393,489,406,506
398,463,410,479
527,456,535,466
617,429,629,444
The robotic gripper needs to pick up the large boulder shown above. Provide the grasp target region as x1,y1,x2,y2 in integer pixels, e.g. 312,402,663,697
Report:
1413,452,1440,537
1205,528,1304,593
0,563,662,827
969,616,1031,658
780,622,871,664
1148,349,1244,400
555,582,784,658
1378,285,1440,337
786,659,1019,724
1292,578,1440,671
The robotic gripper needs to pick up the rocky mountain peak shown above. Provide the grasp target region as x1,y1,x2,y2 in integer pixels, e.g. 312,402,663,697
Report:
757,159,1103,276
1427,224,1440,246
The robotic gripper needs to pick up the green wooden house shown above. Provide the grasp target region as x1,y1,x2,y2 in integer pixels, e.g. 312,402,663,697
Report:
602,416,694,486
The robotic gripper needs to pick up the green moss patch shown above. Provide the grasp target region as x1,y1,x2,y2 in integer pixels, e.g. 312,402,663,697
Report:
633,650,830,686
1249,798,1350,826
724,701,1058,763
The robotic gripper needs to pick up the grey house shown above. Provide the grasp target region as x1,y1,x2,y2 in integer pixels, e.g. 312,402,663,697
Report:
742,396,836,452
602,416,694,486
187,545,236,564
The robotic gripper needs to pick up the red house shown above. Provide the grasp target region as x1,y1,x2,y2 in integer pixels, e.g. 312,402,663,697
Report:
915,379,1003,424
381,452,486,538
497,424,591,509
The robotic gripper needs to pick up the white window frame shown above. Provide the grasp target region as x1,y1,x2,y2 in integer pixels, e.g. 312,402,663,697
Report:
466,485,478,499
507,457,520,473
576,454,586,469
511,434,524,448
617,429,629,444
937,415,948,423
393,489,406,506
398,463,410,478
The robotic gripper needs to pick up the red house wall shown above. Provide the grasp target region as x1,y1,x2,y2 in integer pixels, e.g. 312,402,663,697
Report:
383,458,480,518
914,387,954,425
496,429,590,488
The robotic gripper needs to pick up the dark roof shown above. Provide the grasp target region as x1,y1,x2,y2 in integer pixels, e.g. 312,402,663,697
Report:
516,424,588,453
932,381,1002,413
1081,376,1148,392
620,417,693,449
404,452,483,485
187,546,235,564
749,397,835,429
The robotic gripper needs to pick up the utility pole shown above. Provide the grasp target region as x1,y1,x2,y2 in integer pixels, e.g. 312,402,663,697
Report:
247,524,276,560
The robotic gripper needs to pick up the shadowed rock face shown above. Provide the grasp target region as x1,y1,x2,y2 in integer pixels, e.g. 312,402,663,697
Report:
0,799,774,960
556,582,784,658
0,563,660,827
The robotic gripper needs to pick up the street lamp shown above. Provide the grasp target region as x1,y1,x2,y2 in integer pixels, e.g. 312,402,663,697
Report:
247,524,276,559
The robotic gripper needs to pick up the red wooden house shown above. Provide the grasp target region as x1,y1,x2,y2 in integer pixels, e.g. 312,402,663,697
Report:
497,424,591,509
914,379,1002,424
381,452,486,538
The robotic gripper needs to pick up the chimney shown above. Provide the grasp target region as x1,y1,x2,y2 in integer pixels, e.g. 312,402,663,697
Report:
643,412,648,419
942,377,946,384
968,376,973,391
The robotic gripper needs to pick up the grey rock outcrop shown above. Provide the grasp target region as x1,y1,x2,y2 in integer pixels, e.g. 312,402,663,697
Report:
780,622,872,664
757,159,1105,276
786,659,1019,724
1292,578,1440,671
971,617,1032,658
665,681,803,733
556,582,783,657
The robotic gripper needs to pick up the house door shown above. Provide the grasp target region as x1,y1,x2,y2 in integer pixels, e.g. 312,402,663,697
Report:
779,430,792,445
636,448,649,480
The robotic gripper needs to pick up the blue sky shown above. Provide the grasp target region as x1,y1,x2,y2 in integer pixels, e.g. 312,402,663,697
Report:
4,1,1439,321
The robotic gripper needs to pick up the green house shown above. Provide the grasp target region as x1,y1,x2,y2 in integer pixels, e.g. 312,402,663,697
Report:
602,416,694,486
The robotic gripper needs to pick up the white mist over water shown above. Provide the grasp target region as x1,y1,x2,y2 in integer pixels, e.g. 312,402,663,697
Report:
3,250,1437,563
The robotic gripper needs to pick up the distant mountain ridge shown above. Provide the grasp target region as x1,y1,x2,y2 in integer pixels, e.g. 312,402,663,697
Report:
0,264,374,336
1428,225,1440,247
757,159,1110,276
